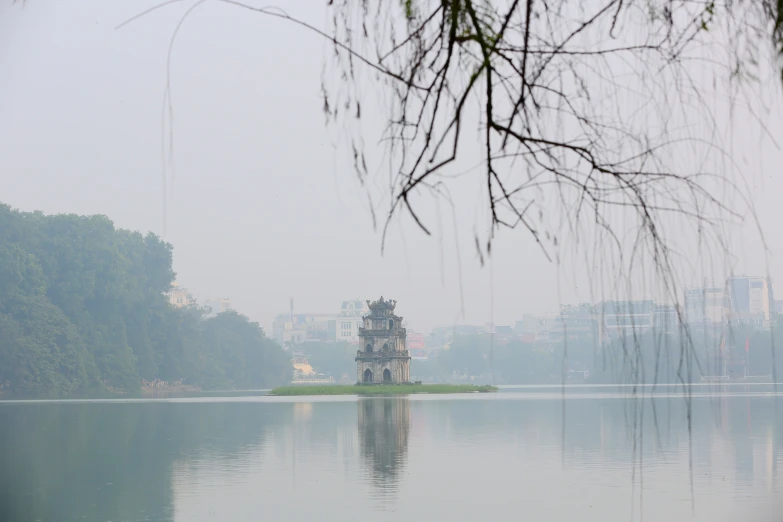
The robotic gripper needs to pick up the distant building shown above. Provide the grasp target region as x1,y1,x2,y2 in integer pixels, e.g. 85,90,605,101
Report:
724,275,773,326
356,297,410,383
334,299,370,342
517,305,595,344
272,313,335,344
453,325,488,335
271,298,368,345
553,304,596,342
654,305,679,334
593,300,654,342
204,297,233,318
407,332,426,359
166,282,195,308
520,312,559,342
494,325,514,335
684,286,724,325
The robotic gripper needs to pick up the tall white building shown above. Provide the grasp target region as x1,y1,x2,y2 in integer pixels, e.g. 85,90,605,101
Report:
271,298,368,345
335,299,370,342
725,276,773,326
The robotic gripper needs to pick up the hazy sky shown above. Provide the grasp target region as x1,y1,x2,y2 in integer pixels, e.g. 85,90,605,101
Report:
2,1,783,332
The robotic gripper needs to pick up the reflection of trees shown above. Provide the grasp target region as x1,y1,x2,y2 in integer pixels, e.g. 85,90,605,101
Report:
0,402,287,522
0,393,777,521
358,398,410,492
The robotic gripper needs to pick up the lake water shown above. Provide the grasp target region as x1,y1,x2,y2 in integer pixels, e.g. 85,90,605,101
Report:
1,384,781,522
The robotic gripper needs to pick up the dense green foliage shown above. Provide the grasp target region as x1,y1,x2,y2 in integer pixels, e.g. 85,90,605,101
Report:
269,384,497,396
0,204,290,397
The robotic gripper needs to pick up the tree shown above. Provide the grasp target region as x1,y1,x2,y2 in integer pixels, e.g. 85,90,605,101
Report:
202,310,291,389
0,296,99,398
0,245,46,301
0,204,292,397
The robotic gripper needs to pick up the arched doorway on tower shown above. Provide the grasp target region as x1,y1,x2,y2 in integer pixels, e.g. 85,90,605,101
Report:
383,368,392,382
363,369,373,383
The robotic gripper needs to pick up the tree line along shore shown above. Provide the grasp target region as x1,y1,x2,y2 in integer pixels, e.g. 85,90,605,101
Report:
0,204,290,399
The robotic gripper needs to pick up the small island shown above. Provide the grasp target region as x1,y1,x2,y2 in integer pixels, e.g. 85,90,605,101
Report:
269,383,498,396
272,297,498,396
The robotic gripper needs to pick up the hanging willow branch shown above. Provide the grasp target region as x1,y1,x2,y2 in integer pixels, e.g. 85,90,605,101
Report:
212,1,778,275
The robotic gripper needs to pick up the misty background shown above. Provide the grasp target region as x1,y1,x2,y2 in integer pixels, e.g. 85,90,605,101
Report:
2,0,782,332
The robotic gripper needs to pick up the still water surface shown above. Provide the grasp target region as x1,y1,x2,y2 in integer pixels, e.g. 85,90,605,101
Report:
1,385,781,522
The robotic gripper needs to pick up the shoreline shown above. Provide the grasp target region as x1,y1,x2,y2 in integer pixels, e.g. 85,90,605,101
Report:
3,380,779,401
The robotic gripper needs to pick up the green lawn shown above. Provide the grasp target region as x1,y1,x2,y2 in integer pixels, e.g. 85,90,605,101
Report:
269,383,498,396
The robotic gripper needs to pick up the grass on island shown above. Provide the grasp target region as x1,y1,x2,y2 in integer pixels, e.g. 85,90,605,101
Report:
269,383,498,396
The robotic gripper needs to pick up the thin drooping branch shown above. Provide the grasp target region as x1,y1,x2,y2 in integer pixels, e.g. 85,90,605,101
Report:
123,0,778,351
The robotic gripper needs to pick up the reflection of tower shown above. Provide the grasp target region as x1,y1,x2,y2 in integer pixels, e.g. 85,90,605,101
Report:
357,398,411,496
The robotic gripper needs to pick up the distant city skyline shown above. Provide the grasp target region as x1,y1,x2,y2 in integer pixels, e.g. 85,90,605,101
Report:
174,272,782,338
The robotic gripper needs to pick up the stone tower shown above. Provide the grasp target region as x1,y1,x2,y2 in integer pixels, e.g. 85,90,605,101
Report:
355,297,410,384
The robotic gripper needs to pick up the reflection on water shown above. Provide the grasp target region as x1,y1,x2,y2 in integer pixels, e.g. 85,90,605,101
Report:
0,402,289,522
0,386,780,522
358,398,410,501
